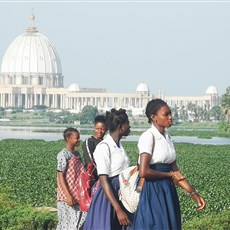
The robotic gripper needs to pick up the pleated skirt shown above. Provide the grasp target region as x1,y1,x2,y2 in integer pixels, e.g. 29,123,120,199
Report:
132,164,181,230
83,175,134,230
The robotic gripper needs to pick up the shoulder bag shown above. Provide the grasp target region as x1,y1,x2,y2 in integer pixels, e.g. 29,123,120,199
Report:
118,132,155,213
118,165,145,213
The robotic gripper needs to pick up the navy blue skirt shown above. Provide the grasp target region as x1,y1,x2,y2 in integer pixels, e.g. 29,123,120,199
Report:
83,175,134,230
132,164,181,230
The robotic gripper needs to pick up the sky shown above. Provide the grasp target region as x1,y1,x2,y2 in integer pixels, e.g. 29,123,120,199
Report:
0,0,230,96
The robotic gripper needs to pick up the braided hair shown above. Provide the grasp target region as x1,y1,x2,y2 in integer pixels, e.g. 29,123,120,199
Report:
105,108,129,132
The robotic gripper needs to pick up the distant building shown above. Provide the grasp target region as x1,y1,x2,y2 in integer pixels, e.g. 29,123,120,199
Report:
0,14,219,115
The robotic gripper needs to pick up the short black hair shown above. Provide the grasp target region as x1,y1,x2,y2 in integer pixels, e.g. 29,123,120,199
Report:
145,99,168,123
63,127,79,141
94,115,106,125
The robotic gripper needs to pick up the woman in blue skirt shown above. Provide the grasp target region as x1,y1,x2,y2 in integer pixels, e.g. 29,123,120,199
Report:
84,108,133,230
133,99,206,230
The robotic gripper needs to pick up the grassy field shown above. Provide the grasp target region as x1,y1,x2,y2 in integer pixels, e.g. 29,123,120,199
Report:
0,139,229,229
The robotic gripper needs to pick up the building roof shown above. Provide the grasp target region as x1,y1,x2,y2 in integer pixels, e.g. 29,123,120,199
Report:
1,14,62,75
136,82,149,93
68,83,80,92
205,86,218,95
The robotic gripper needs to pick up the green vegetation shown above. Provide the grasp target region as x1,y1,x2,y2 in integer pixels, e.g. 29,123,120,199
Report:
0,188,57,229
168,129,230,139
220,86,230,123
183,209,230,230
0,139,229,229
0,86,230,229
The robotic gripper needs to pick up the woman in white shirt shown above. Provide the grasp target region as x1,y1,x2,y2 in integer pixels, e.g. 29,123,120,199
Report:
84,108,133,230
133,99,206,230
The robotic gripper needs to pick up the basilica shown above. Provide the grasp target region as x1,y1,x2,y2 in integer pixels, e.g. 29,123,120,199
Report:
0,14,219,116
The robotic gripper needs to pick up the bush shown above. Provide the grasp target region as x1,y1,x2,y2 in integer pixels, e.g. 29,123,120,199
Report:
0,188,57,230
0,206,57,230
183,210,230,230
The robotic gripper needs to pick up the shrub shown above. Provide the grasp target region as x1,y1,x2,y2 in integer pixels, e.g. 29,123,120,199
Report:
0,188,57,230
0,205,57,230
183,210,230,230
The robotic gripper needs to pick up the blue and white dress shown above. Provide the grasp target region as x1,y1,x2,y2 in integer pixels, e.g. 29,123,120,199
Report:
132,124,181,230
83,134,133,230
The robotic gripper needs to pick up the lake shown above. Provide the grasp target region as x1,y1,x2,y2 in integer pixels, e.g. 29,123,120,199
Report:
0,126,230,145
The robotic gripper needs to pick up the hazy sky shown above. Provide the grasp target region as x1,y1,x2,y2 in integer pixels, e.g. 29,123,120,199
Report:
0,1,230,96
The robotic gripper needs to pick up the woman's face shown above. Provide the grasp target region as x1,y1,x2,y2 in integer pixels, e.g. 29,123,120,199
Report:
120,121,131,137
153,105,173,128
94,122,107,140
68,131,80,147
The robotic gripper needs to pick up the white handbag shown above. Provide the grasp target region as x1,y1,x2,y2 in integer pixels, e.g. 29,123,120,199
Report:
119,131,154,213
118,165,145,213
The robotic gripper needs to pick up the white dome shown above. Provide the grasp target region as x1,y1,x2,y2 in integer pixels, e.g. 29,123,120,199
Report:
0,15,63,88
68,83,80,92
205,86,218,95
1,32,62,75
136,82,149,93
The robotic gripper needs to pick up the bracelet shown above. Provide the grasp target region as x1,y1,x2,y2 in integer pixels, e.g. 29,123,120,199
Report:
189,191,197,196
178,176,186,182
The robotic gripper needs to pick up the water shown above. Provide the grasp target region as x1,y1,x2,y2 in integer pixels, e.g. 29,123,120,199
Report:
0,126,230,145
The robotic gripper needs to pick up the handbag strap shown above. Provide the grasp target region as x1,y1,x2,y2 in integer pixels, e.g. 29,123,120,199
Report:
137,178,145,193
136,132,155,192
99,142,111,158
85,137,94,162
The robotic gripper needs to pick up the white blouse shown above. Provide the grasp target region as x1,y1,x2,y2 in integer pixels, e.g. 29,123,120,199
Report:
138,124,176,164
94,134,130,177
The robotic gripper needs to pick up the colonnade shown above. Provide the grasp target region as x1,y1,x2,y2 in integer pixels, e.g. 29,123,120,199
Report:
0,85,219,115
0,87,152,113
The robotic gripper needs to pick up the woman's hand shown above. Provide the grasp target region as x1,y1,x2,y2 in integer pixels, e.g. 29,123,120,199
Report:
116,208,131,226
100,175,131,226
66,194,75,206
57,172,75,206
190,192,206,211
170,163,206,211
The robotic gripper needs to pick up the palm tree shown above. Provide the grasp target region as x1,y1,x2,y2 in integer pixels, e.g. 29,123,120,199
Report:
220,86,230,123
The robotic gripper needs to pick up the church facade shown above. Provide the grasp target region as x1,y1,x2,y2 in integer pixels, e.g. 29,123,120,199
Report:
0,15,219,116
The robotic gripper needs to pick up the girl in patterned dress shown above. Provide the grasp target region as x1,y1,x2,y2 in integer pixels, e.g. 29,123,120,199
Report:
56,128,86,230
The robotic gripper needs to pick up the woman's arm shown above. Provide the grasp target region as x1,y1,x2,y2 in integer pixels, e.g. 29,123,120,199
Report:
139,153,174,179
99,175,131,226
171,162,206,211
57,171,75,206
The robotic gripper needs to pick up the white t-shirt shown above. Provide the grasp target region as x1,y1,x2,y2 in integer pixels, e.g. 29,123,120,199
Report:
138,124,176,164
94,134,130,177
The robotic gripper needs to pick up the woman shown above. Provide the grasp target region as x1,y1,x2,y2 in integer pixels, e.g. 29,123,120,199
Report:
84,108,133,230
133,99,206,230
82,115,107,181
